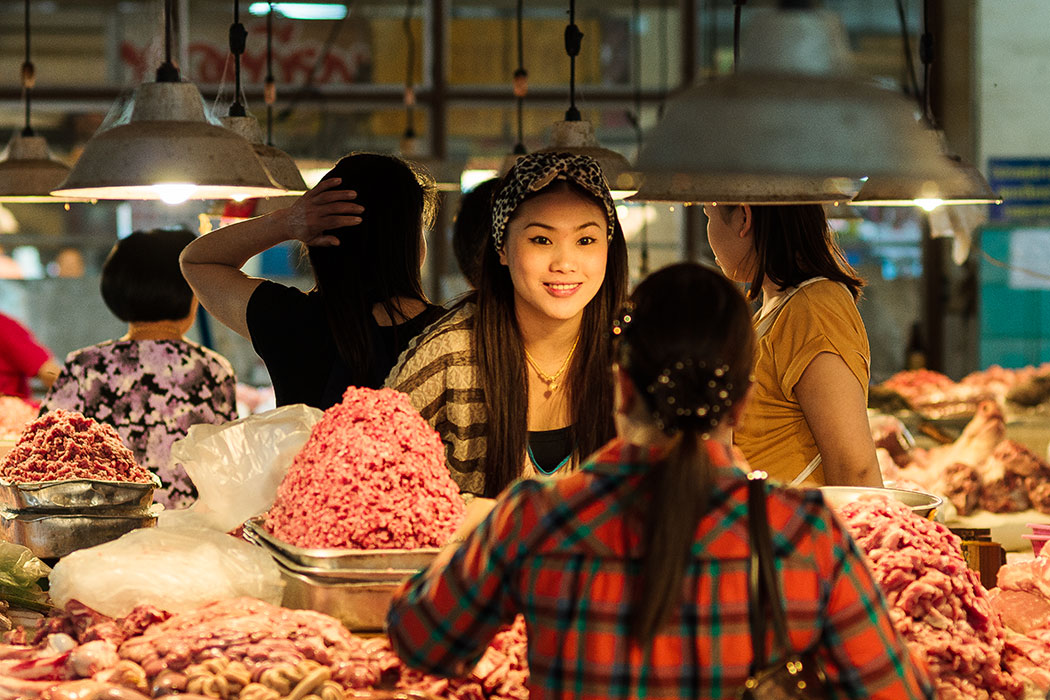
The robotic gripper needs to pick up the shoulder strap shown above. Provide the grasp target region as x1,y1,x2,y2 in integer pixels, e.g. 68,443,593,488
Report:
747,473,792,669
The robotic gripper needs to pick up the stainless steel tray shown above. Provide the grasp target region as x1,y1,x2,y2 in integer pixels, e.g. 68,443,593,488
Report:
0,473,159,512
820,486,943,518
278,564,401,632
244,517,441,572
0,506,160,559
261,545,421,582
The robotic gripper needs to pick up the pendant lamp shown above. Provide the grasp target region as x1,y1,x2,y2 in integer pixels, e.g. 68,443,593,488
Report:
499,0,529,175
850,0,999,211
219,0,306,196
52,0,283,203
536,0,638,199
0,0,76,203
630,7,944,205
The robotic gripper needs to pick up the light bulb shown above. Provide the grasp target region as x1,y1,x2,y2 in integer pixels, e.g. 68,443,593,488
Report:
230,193,250,203
153,183,198,205
915,198,943,212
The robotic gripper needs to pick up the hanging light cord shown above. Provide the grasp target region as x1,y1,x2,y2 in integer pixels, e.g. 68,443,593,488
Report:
403,0,417,140
919,0,935,124
512,0,528,155
275,4,349,123
658,0,669,117
564,0,583,121
265,4,276,146
894,0,921,102
157,0,180,82
229,0,248,117
629,0,649,275
732,0,746,73
21,0,34,137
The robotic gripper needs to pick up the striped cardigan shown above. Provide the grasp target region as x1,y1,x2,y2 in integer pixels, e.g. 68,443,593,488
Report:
385,302,488,495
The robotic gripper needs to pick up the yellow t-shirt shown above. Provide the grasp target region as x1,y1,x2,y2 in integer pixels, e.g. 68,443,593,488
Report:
734,280,870,486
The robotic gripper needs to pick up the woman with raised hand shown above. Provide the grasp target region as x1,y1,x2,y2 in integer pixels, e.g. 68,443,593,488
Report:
181,153,446,410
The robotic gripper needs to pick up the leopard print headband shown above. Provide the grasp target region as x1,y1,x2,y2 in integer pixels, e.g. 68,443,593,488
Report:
491,152,617,250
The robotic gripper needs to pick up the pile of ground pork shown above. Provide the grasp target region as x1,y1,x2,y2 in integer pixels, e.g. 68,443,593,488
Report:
0,409,150,484
266,387,465,549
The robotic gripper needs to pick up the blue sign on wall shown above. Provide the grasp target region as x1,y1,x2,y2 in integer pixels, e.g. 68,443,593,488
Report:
987,158,1050,224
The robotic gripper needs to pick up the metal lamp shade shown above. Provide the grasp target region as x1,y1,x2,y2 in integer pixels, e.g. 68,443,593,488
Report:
53,82,284,201
221,115,307,195
632,9,945,204
852,155,1001,208
630,172,857,205
538,120,639,199
0,134,77,203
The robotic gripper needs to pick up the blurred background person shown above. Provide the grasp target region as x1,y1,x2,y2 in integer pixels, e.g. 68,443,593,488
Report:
41,229,238,509
0,311,59,401
451,178,499,290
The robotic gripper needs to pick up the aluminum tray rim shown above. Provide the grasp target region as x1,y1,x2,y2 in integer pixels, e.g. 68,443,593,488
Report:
262,545,422,582
244,516,442,570
0,473,161,490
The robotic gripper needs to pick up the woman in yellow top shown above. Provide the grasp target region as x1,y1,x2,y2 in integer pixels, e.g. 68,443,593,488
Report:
703,203,882,487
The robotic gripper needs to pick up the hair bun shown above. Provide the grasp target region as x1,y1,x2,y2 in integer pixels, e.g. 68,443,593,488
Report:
643,358,736,436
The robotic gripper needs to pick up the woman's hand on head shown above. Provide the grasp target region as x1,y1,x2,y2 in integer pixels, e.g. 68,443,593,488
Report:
283,177,365,247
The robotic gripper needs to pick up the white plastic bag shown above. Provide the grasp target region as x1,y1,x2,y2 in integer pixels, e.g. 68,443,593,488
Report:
49,527,284,618
161,404,322,531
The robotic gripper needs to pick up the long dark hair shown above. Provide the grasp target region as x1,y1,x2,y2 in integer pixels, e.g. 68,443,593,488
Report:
720,204,863,301
306,153,437,386
616,263,756,646
475,181,629,498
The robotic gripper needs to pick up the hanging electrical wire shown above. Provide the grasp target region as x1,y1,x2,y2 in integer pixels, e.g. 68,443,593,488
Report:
511,0,528,156
894,0,922,101
732,0,746,72
563,0,583,122
401,0,418,153
629,0,649,275
20,0,34,137
275,3,350,123
265,3,276,146
228,0,248,118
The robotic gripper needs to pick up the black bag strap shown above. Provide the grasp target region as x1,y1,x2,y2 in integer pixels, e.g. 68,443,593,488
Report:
747,472,792,670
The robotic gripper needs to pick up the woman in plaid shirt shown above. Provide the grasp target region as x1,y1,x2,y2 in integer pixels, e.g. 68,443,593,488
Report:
388,263,933,700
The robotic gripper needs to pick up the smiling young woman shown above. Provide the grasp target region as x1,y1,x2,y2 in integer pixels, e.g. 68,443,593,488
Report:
386,152,629,499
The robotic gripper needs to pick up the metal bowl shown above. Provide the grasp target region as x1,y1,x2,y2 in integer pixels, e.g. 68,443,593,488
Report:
0,474,159,512
0,506,160,559
819,486,942,517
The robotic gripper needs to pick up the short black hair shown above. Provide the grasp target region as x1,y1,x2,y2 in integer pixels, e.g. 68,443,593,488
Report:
452,178,499,289
101,228,198,323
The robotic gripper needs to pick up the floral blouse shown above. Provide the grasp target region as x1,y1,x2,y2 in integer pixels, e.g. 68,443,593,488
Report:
40,339,238,509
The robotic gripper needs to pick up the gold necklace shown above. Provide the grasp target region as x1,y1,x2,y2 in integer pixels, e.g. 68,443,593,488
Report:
523,335,580,393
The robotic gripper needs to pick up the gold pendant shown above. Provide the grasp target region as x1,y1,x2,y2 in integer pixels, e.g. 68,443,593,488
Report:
548,380,559,392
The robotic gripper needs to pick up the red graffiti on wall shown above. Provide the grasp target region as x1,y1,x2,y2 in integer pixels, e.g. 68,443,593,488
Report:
119,22,370,87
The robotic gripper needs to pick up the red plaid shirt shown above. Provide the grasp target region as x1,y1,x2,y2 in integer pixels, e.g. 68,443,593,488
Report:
388,438,933,700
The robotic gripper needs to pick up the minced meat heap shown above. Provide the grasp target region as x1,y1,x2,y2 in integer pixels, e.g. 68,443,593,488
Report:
0,409,150,484
266,386,465,549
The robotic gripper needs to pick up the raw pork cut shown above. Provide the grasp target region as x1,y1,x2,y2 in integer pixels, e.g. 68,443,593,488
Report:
838,497,1022,700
